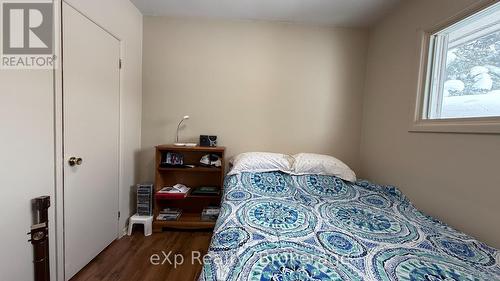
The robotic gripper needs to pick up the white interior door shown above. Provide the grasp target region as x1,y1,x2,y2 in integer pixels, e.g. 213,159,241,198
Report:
62,2,120,280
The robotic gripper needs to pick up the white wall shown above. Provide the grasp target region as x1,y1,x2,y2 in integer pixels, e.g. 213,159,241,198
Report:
140,17,368,182
0,0,142,280
360,0,500,248
63,0,143,234
0,71,56,281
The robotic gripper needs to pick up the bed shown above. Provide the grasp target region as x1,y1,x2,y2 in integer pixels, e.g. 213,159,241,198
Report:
199,171,500,281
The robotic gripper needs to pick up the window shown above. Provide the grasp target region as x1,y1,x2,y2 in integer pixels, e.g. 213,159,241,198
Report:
413,2,500,133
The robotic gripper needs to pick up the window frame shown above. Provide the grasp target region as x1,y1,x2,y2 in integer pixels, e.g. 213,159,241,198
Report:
410,0,500,134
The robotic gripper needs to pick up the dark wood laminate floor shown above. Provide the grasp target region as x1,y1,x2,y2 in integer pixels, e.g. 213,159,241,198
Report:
71,230,213,281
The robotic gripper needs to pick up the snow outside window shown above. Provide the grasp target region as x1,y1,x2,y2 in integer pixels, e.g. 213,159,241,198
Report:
424,2,500,119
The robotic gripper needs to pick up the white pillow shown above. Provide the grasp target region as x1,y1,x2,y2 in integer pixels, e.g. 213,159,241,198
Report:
227,152,294,175
292,153,356,182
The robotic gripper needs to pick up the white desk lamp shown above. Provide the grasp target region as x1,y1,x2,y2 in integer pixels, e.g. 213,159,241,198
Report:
174,115,196,146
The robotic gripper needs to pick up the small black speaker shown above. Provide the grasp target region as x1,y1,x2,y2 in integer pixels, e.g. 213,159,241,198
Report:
200,135,217,147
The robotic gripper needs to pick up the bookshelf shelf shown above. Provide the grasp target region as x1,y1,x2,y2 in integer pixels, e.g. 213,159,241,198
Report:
155,191,221,200
157,166,222,173
154,212,216,230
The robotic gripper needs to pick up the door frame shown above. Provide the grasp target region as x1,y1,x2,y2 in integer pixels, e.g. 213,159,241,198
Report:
54,1,123,280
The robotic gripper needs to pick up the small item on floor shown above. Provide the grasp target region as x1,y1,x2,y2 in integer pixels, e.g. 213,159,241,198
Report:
201,207,220,221
156,208,182,221
128,214,153,236
190,186,220,196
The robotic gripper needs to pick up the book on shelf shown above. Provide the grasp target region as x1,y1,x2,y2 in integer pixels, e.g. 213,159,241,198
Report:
156,208,182,221
201,206,220,221
159,164,196,169
160,152,184,166
190,186,220,196
156,184,190,199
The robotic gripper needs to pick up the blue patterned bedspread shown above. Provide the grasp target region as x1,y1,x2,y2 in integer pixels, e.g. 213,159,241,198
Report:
199,172,500,281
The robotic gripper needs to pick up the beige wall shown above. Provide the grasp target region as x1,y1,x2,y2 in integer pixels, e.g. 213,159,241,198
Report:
360,0,500,248
141,17,368,181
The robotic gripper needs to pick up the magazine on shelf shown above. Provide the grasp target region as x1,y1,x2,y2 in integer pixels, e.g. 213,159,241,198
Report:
158,184,190,194
190,186,220,196
156,208,182,221
156,184,190,199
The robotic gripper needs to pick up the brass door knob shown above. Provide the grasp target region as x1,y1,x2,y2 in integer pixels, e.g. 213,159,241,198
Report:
68,157,83,166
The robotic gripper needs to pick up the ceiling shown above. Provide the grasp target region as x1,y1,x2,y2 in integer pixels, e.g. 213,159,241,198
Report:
130,0,401,27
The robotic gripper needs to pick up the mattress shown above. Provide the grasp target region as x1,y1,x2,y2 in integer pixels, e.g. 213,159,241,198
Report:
199,171,500,280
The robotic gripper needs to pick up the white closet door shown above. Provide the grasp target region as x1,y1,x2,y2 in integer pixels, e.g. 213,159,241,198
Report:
62,2,120,280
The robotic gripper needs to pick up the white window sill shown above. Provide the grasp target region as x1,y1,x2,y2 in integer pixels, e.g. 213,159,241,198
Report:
409,117,500,134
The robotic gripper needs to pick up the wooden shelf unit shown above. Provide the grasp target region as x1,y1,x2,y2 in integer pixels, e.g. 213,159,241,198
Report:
153,145,225,231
